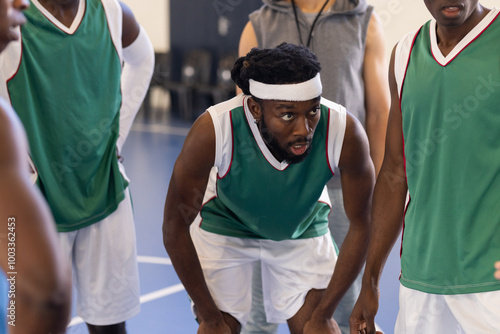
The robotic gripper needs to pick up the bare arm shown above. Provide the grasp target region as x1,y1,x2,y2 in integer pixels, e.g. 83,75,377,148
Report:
349,46,408,334
308,112,375,326
162,112,230,333
120,1,140,48
363,13,390,176
236,21,258,95
0,101,71,334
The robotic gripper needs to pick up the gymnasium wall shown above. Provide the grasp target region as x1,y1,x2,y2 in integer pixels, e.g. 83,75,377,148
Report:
121,0,498,56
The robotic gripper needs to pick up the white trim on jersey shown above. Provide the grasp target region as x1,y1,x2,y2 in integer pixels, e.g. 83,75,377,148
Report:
394,30,419,99
321,97,346,172
430,8,499,66
244,95,289,171
395,7,499,96
30,0,86,35
101,0,124,63
208,94,244,177
0,32,22,104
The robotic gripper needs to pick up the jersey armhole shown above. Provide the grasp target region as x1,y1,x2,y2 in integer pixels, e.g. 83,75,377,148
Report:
321,97,346,172
100,0,123,62
394,28,421,98
0,37,22,104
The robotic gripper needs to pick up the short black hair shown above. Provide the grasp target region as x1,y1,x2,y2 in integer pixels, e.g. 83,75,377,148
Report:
231,43,321,96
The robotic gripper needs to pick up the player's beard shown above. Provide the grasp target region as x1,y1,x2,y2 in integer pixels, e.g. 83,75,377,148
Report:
259,116,312,164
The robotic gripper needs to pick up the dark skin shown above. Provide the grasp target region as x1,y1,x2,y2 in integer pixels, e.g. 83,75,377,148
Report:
33,1,141,333
423,0,489,56
37,0,139,47
348,2,490,334
163,95,375,334
0,0,72,326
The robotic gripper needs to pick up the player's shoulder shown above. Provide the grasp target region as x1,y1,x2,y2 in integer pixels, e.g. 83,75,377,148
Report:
207,94,245,119
320,96,346,115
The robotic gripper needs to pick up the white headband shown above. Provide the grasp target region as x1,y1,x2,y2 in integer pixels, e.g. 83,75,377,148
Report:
249,73,322,101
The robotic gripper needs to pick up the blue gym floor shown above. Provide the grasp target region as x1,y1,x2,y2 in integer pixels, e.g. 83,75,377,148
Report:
65,106,402,334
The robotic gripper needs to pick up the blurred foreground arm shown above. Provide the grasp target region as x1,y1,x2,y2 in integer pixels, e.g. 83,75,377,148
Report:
0,100,71,334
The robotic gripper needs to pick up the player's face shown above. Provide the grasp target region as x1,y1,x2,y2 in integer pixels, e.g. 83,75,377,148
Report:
423,0,482,28
253,97,321,164
0,0,28,52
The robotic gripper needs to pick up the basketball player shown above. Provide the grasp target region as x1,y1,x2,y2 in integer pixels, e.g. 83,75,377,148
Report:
350,1,500,333
0,0,154,333
0,0,71,333
163,43,375,334
238,1,389,332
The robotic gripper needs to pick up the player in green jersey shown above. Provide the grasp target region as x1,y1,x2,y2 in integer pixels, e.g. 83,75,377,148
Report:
350,1,500,333
163,43,375,334
0,0,155,333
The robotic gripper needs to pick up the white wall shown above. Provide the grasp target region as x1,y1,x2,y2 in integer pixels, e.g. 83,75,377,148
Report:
122,0,169,52
122,0,498,55
369,0,498,56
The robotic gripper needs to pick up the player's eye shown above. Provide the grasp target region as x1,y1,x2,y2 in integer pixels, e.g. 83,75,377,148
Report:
281,113,295,121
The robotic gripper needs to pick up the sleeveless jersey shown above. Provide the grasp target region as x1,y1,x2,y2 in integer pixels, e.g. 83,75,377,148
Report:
395,8,500,294
2,0,127,232
196,95,346,241
250,0,372,191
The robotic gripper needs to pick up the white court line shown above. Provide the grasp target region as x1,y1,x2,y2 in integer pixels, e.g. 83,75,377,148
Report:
68,256,181,327
137,255,172,265
131,122,190,136
68,283,185,327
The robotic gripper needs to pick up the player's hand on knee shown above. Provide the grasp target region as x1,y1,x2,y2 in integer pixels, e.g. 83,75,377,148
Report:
303,316,341,334
349,285,380,334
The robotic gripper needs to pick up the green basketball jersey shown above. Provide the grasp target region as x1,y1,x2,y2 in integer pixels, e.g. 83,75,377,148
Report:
7,0,127,232
396,9,500,294
198,95,346,241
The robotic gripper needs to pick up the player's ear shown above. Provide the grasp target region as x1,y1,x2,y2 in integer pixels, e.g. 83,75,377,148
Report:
247,97,263,122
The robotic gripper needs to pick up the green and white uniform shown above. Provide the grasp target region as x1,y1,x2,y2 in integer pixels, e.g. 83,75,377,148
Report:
394,8,500,295
195,94,346,241
0,0,142,325
190,94,346,324
0,0,126,232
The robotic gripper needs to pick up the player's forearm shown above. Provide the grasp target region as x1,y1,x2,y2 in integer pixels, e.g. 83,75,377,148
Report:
13,280,71,334
365,111,388,177
313,218,370,318
5,184,71,333
362,165,406,289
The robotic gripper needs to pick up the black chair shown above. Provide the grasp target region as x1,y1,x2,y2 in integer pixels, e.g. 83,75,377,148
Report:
196,52,238,105
142,51,172,120
164,48,212,121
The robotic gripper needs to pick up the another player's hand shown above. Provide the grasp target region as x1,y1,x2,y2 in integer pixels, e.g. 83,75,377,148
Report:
349,284,382,334
303,316,341,334
197,319,232,334
495,261,500,280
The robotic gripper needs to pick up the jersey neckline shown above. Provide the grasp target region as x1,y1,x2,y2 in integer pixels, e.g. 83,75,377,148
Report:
429,7,499,66
243,96,290,171
30,0,86,35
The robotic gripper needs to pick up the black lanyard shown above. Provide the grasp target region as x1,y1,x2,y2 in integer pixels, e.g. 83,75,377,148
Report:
291,0,329,48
